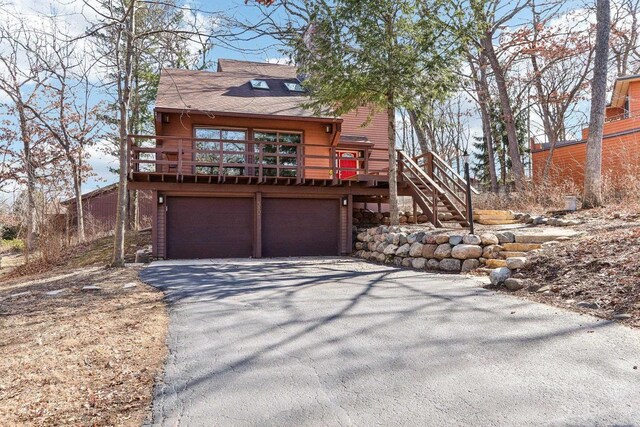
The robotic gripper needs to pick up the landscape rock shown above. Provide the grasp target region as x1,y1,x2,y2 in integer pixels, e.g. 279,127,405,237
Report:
504,278,525,291
395,243,411,257
412,258,426,269
480,233,499,245
613,313,632,320
45,289,67,296
82,285,101,291
461,259,480,272
401,258,414,268
439,258,462,272
462,234,482,245
421,244,438,258
383,244,399,255
376,253,387,262
536,285,551,293
426,259,440,270
423,234,437,244
485,259,507,268
490,267,511,286
506,257,527,270
482,245,503,259
434,243,453,259
451,244,483,260
407,232,426,244
409,242,424,257
449,235,463,245
10,291,32,298
435,234,450,244
355,242,365,250
576,301,600,309
393,257,403,266
495,232,516,244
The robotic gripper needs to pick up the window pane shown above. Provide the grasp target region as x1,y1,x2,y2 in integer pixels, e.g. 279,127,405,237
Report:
195,128,221,139
222,130,246,140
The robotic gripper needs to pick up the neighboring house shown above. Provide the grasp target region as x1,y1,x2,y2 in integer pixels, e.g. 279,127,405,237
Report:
532,75,640,188
128,59,472,259
63,184,153,232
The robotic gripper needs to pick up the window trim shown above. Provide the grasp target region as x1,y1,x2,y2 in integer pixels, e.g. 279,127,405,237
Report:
250,79,270,90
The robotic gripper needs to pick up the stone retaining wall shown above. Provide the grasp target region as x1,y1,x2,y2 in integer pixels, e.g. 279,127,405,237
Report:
353,226,524,273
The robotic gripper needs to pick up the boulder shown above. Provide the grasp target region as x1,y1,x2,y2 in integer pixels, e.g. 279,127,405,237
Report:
461,259,480,272
423,234,437,244
426,259,440,270
409,242,424,257
462,234,482,245
396,243,411,257
355,242,365,250
439,258,462,272
401,257,414,267
356,232,367,242
489,267,511,286
393,257,403,266
482,244,503,259
383,244,399,255
421,244,438,258
435,234,450,244
376,253,386,262
451,244,483,260
504,278,525,291
495,231,515,244
407,232,426,244
412,258,427,269
398,234,408,245
434,243,453,259
449,235,463,245
480,233,499,246
376,242,386,253
506,257,527,270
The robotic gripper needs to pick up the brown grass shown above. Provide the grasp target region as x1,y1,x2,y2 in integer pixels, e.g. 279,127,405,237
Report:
0,230,167,426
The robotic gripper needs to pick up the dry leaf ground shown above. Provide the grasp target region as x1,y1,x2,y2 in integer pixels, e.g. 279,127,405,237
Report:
0,231,168,426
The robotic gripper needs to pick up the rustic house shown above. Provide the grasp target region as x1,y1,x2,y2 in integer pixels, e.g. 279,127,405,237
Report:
531,74,640,187
129,59,472,259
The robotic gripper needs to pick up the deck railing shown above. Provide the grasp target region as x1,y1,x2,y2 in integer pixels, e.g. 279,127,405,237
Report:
128,135,385,183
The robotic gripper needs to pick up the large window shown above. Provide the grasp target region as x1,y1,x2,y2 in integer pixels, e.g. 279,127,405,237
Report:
254,131,302,177
194,127,247,175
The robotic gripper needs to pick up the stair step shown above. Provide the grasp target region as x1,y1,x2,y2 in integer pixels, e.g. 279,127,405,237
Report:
499,251,527,259
485,259,507,268
502,243,542,252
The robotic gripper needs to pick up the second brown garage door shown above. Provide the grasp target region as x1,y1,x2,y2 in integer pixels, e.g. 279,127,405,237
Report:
262,198,339,257
166,197,253,259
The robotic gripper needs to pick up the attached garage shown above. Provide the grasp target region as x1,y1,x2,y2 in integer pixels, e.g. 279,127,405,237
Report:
166,197,253,259
262,198,339,257
161,195,342,259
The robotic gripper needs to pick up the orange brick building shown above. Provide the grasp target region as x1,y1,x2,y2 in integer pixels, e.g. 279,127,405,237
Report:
532,75,640,187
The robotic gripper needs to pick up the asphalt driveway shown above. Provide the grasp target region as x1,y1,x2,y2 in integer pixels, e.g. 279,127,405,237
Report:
141,258,640,426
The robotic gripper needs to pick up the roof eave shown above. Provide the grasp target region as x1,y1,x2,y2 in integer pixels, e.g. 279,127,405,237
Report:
153,106,343,123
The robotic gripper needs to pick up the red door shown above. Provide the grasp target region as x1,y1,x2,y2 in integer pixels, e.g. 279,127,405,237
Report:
338,151,358,179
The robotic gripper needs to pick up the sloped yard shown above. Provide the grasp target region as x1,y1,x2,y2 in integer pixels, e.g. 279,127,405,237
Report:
0,231,167,426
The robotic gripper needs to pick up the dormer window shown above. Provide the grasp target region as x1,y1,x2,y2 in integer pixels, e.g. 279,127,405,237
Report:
284,81,305,92
250,79,269,90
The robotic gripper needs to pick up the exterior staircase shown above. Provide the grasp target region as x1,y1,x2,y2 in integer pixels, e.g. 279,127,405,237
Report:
398,150,479,228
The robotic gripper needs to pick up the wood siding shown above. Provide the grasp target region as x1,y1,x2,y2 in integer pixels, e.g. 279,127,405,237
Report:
340,107,390,173
157,113,335,180
67,188,152,232
534,80,640,187
532,130,640,187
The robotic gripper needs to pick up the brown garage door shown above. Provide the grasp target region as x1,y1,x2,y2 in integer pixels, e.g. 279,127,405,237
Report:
262,198,339,257
166,197,253,259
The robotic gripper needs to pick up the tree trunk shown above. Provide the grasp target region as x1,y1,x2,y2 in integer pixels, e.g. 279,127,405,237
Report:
407,109,430,154
112,1,135,267
71,160,85,243
387,95,399,226
481,34,526,189
583,0,610,208
469,54,498,192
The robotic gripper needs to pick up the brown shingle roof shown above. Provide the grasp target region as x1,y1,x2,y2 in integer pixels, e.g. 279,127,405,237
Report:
155,60,335,120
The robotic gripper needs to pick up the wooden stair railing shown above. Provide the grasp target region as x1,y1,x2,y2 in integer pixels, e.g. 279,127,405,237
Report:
398,150,471,228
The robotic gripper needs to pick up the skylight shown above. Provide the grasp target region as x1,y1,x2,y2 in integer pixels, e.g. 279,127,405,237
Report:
284,81,305,92
250,79,269,90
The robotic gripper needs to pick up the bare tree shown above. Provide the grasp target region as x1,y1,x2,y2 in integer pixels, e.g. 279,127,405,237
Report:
583,0,610,208
469,0,530,190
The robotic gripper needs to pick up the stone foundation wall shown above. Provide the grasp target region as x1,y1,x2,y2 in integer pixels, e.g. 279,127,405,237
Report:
353,226,520,273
